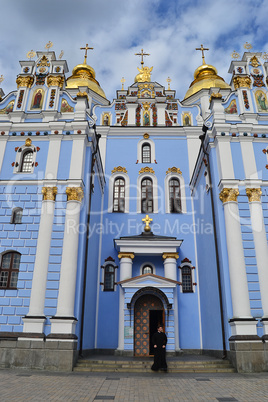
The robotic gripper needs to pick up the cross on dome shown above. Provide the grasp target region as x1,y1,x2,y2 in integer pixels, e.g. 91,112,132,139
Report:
142,214,153,232
135,49,150,66
80,43,94,64
196,44,209,65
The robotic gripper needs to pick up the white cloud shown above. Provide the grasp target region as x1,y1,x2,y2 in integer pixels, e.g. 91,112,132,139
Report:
1,0,268,101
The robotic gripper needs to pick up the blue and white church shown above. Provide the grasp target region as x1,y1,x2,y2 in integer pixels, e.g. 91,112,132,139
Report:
0,43,268,372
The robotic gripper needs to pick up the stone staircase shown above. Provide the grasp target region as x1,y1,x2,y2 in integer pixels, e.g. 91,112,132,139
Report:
74,356,236,373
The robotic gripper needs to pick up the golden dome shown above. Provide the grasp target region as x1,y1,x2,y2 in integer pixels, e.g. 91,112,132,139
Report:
184,63,230,99
66,62,106,98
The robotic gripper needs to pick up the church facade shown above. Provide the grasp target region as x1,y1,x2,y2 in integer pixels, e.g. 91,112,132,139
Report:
0,45,268,372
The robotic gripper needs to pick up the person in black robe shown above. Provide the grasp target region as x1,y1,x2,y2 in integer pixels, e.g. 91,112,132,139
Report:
151,325,167,371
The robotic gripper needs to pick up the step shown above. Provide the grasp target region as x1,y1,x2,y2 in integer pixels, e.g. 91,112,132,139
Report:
74,358,235,373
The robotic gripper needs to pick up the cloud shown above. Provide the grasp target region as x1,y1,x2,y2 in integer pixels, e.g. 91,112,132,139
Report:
1,0,268,101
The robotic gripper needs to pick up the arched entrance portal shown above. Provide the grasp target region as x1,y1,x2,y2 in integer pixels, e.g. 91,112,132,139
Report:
134,294,164,356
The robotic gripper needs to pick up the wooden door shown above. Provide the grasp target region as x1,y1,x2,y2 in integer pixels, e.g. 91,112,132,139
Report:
134,294,163,356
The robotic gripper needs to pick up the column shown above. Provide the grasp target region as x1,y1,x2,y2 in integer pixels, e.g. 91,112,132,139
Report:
50,187,84,335
117,253,134,352
246,188,268,334
23,187,57,333
162,253,179,281
118,253,134,281
219,188,257,336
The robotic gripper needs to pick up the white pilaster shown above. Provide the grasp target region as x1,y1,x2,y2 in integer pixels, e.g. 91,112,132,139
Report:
219,188,257,336
23,187,57,333
117,286,125,351
246,188,268,322
126,103,137,125
50,187,83,335
155,103,166,125
0,137,8,173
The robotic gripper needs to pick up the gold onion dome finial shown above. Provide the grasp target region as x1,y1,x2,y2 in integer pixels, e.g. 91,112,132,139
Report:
184,44,230,99
134,48,153,82
66,43,106,98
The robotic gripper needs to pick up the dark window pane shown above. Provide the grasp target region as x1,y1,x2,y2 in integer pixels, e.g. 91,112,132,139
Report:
142,265,153,274
169,178,181,213
141,178,153,213
142,144,151,163
104,265,115,291
0,252,20,289
182,266,192,292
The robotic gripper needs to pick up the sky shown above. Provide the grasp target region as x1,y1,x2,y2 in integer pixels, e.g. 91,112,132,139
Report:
1,0,268,101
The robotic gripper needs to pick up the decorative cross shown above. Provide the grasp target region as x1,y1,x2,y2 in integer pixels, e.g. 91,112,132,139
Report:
142,214,153,232
167,77,171,90
0,75,4,84
80,43,94,64
27,50,36,60
135,48,150,66
45,41,53,50
196,44,209,65
59,50,64,60
121,77,126,90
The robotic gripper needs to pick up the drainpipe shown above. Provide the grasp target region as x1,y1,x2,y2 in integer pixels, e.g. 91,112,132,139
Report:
199,125,227,358
79,125,101,356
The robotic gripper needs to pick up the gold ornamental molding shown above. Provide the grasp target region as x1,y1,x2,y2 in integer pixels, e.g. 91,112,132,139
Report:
47,75,64,88
16,75,34,89
246,188,262,202
111,166,127,174
209,92,222,102
118,253,135,260
162,253,179,260
143,133,150,139
25,138,32,147
42,186,58,201
77,91,88,98
139,167,155,174
166,167,182,175
219,188,239,203
233,76,251,90
66,187,84,202
250,55,260,67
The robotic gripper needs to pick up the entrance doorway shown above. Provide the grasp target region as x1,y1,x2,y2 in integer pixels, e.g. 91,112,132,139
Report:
134,294,164,356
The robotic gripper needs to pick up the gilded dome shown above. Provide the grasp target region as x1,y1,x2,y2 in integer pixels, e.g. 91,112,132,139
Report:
66,62,106,99
184,63,230,99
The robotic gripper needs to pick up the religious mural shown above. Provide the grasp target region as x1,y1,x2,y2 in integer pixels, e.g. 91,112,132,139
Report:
30,88,44,110
0,100,14,114
60,99,74,113
102,113,110,126
255,90,268,112
182,112,191,126
224,99,237,114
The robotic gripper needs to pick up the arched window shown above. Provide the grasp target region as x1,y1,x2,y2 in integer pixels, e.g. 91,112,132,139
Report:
169,178,181,213
142,143,151,163
113,177,125,212
181,266,193,293
141,178,153,213
104,264,115,291
11,207,23,224
0,251,21,289
20,150,33,173
142,265,153,275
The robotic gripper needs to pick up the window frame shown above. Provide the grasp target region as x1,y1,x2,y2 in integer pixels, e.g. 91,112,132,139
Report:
169,178,181,213
179,259,195,293
141,177,153,214
165,173,187,214
108,172,130,213
13,144,37,174
137,172,158,213
101,259,118,292
0,251,21,290
137,137,156,164
142,143,151,163
20,149,34,173
11,207,23,224
113,177,125,213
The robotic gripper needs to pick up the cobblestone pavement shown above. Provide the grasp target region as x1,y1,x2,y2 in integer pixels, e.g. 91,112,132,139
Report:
1,369,268,401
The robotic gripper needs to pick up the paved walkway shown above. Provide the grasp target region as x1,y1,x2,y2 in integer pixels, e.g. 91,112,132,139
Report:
1,368,268,401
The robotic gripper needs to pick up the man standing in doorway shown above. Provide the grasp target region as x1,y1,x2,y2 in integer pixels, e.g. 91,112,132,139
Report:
151,325,167,371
